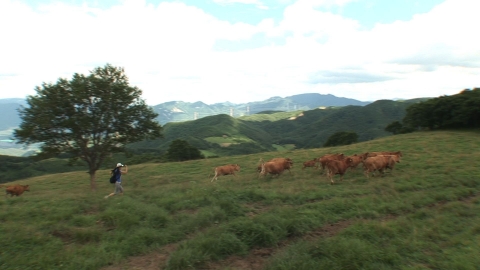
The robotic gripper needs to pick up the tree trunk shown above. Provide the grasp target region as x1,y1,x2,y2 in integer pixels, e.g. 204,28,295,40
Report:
89,171,97,191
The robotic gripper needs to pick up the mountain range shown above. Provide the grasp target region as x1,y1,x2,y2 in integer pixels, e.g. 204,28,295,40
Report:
129,98,421,158
0,93,409,157
151,93,370,125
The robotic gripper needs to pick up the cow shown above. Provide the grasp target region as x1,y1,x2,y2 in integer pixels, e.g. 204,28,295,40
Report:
368,151,403,158
258,158,293,174
384,154,401,173
324,157,353,184
347,153,369,170
363,155,393,178
3,184,30,197
318,153,344,171
259,158,293,178
211,164,240,182
302,159,318,170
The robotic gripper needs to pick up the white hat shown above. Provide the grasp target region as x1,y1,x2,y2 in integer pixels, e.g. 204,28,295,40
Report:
116,163,124,167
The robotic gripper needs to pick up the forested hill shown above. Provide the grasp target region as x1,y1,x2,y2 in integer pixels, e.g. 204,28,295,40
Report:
128,99,418,157
0,93,370,156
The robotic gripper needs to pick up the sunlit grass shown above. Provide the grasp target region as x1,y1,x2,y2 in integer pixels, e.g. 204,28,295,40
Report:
1,130,479,269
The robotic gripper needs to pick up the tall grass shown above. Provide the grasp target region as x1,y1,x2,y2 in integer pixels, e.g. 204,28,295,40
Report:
1,130,479,269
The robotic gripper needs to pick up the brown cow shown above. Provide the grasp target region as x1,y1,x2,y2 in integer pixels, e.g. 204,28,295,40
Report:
325,158,353,184
368,151,403,158
302,159,318,170
363,155,392,177
258,158,293,174
347,153,369,170
211,164,240,182
259,158,293,178
3,184,30,197
363,154,401,177
385,155,401,173
318,153,344,171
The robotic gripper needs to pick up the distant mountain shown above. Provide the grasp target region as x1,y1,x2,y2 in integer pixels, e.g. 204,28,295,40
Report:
151,93,371,125
0,98,26,131
128,98,422,157
0,93,371,156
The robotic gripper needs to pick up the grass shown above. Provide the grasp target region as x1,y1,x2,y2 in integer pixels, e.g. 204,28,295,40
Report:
272,144,296,151
1,130,480,269
204,135,255,145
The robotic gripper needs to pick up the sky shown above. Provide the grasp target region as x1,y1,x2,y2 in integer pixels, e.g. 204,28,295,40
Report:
0,0,479,105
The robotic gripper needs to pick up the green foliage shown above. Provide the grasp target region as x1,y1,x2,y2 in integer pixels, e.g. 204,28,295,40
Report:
0,155,87,183
166,139,204,162
403,88,480,130
323,131,358,147
385,120,414,135
13,64,162,188
385,120,403,134
129,99,414,157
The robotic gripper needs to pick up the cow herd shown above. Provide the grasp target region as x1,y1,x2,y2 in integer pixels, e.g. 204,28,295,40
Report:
211,151,403,185
1,151,402,198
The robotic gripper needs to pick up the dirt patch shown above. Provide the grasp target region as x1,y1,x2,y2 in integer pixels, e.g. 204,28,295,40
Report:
101,243,177,270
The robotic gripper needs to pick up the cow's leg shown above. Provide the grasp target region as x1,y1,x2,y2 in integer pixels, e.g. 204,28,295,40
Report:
363,168,369,178
327,170,334,185
211,171,218,182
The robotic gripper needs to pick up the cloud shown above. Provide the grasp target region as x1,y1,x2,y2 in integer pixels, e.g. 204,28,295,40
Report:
213,0,269,10
309,70,394,84
0,0,479,105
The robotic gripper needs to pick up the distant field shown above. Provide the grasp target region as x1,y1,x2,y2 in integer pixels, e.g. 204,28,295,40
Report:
204,135,254,146
1,130,480,270
272,143,296,151
239,111,301,122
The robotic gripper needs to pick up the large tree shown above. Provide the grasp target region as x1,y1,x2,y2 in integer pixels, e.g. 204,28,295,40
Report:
14,64,163,190
323,131,358,147
166,139,204,162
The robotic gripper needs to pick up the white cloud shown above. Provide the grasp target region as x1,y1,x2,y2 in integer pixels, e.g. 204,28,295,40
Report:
213,0,269,9
0,0,479,105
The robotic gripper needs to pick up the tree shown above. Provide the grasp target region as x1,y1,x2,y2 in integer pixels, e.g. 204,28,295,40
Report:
323,131,358,147
14,64,163,190
166,139,204,161
385,121,403,135
402,88,480,130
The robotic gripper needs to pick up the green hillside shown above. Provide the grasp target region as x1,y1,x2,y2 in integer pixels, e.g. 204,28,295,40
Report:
129,99,416,157
1,130,480,269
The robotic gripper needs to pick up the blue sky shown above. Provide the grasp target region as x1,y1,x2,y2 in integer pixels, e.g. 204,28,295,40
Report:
1,0,478,105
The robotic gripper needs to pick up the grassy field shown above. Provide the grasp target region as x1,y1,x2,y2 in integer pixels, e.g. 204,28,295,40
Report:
1,130,480,270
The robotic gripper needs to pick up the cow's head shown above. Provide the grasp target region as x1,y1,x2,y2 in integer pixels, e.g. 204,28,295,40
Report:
390,156,400,163
285,158,293,168
23,185,30,191
234,164,240,171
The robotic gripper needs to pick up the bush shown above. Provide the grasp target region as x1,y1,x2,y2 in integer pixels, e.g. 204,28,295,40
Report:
323,131,358,147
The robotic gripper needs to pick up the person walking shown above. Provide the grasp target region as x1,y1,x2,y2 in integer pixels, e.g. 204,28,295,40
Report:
105,163,128,199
